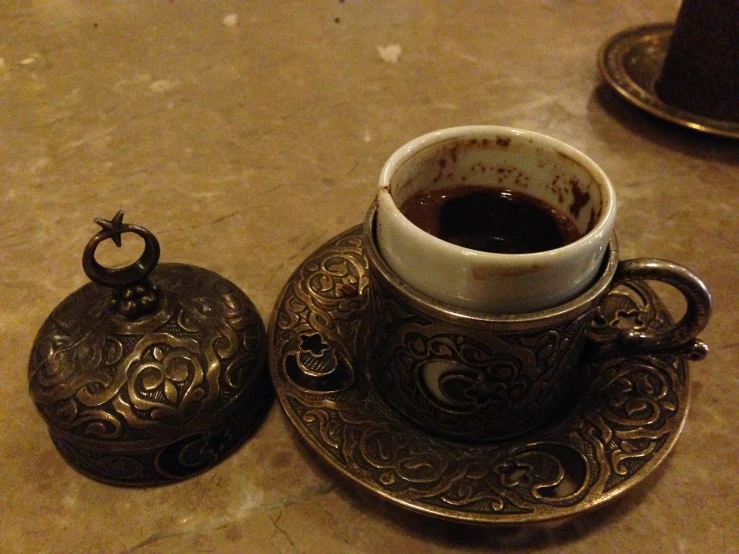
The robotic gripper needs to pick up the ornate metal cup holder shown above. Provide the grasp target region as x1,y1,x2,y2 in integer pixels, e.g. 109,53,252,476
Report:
268,225,698,525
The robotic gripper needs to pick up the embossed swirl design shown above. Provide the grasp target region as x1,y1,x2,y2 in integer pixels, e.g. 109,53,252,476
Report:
30,264,266,443
272,233,369,395
269,225,691,523
368,268,594,442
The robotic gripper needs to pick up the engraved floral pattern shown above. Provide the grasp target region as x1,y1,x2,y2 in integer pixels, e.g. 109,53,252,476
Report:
270,225,693,523
369,278,594,441
29,263,270,485
272,233,369,394
127,343,206,420
583,355,681,485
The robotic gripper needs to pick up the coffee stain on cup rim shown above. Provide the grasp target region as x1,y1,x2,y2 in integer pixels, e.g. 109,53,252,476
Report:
472,264,545,279
568,178,591,220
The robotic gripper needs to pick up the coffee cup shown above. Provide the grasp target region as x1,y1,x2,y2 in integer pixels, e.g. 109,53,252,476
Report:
365,126,711,443
376,126,617,314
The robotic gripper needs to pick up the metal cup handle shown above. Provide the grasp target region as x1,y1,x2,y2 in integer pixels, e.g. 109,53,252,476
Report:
589,259,712,360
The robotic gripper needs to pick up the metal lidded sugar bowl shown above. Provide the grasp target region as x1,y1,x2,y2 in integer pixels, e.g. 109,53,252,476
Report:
28,211,272,486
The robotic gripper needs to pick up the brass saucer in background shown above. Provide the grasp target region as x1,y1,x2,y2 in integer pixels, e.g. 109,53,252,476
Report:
598,23,739,140
268,225,692,525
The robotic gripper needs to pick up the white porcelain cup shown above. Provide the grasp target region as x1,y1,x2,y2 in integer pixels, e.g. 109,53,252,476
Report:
376,126,617,313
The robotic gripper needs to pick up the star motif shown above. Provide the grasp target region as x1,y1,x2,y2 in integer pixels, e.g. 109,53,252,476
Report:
499,460,534,488
94,210,126,247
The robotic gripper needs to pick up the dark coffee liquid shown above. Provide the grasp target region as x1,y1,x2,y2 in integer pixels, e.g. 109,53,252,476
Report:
401,185,582,254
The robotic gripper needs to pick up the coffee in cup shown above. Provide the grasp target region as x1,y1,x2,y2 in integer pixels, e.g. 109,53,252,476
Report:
365,126,711,443
400,185,583,254
376,126,616,314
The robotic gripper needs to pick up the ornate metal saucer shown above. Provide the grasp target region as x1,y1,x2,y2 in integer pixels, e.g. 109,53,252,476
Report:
268,225,696,525
598,23,739,139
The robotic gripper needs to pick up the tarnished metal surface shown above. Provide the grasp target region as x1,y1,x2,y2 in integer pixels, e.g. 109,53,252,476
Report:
269,224,700,524
29,213,272,486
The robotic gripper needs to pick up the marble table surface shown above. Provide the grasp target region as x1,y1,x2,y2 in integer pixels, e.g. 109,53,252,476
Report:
1,1,737,552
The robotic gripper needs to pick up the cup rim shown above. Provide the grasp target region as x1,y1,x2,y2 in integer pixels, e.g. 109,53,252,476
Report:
378,125,617,264
364,205,620,328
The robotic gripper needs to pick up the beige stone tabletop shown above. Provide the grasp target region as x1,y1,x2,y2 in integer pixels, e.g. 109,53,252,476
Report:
1,1,737,552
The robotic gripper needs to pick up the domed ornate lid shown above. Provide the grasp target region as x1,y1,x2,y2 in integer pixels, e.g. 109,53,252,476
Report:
28,211,272,486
